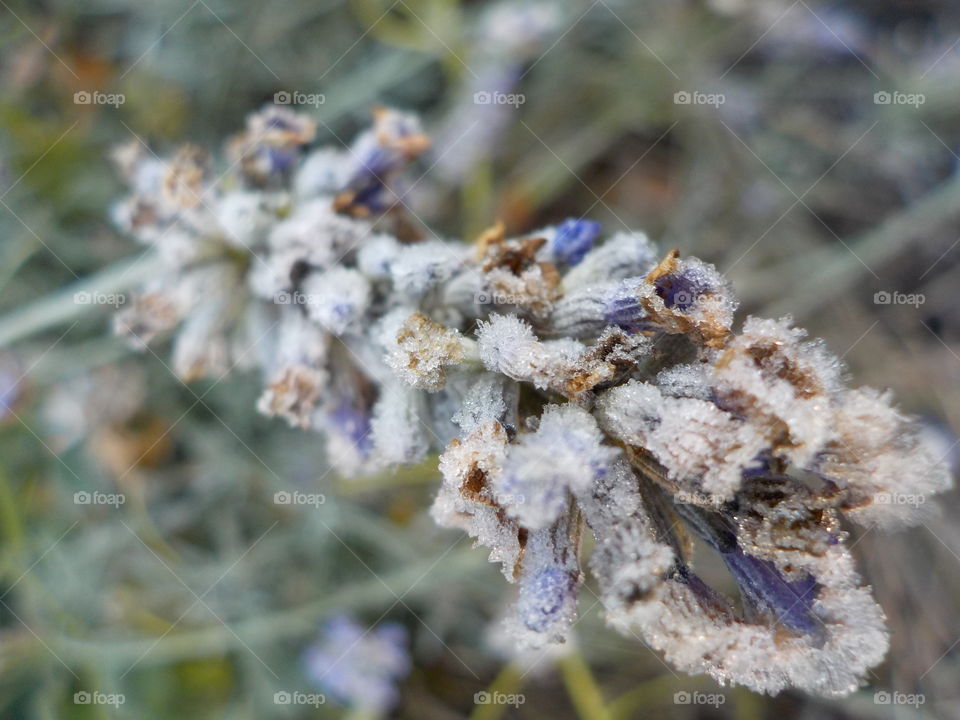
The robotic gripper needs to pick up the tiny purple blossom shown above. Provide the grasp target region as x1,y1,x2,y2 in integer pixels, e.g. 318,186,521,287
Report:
304,615,411,712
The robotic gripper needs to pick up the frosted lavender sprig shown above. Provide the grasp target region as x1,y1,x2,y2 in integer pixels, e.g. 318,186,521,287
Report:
110,104,952,697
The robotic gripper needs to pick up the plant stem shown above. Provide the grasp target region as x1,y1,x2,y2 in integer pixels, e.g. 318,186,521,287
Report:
469,662,524,720
558,652,612,720
0,251,163,348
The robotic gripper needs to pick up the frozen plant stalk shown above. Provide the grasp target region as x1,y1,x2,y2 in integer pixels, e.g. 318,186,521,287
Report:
110,104,952,697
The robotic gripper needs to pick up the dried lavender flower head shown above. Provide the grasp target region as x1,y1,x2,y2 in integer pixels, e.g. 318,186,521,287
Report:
111,105,953,697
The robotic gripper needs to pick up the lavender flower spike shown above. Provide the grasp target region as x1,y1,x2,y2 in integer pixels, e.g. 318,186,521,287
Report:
111,106,953,696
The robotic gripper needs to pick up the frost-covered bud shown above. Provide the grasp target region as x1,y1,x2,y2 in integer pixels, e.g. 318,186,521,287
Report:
574,458,675,626
817,387,952,527
113,290,182,349
433,420,523,578
496,404,619,529
293,147,352,200
369,381,429,466
508,508,581,648
561,230,658,290
162,144,210,209
304,615,410,713
111,139,165,195
654,363,712,400
356,234,403,280
390,240,464,296
477,314,569,389
249,199,372,300
228,105,316,187
316,397,376,477
711,316,842,468
478,315,648,400
596,380,767,500
384,312,472,391
483,265,561,319
645,496,890,696
300,267,370,335
543,277,648,338
119,263,242,382
257,308,329,428
474,224,562,318
451,374,518,435
334,107,429,216
544,218,601,266
214,191,277,250
639,250,737,348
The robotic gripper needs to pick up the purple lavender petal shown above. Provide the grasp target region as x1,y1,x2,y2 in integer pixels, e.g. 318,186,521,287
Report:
723,548,823,640
552,218,601,266
518,566,578,632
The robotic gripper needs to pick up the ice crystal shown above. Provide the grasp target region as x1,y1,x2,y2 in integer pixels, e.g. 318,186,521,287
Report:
110,105,953,697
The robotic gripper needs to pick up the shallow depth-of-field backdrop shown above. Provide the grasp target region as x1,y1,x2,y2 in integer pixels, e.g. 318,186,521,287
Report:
1,1,959,718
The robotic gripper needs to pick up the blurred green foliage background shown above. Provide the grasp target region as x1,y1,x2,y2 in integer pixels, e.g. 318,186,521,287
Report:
1,0,959,717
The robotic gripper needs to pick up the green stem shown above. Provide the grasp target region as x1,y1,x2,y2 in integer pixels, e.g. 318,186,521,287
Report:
558,652,612,720
52,547,483,668
0,251,163,348
469,662,524,720
607,674,678,720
